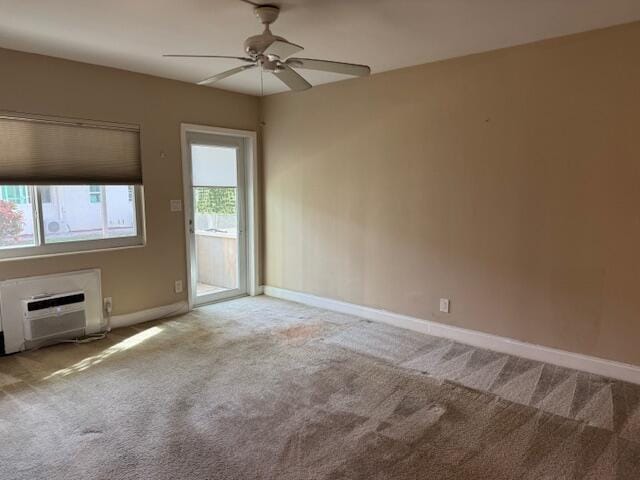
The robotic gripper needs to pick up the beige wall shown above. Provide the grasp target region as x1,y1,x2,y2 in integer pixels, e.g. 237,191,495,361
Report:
261,22,640,366
0,47,259,315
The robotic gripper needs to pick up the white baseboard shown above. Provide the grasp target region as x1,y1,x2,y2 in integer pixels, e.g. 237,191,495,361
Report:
264,286,640,385
109,301,189,329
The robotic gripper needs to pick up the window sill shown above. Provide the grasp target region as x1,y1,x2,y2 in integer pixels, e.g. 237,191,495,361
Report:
0,242,146,263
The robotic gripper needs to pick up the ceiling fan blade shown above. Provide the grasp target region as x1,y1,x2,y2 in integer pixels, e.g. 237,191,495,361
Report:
198,64,257,86
286,58,370,77
273,64,312,91
164,54,255,63
264,40,304,60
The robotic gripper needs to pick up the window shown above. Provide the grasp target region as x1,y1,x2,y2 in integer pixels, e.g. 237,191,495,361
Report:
89,185,102,203
0,185,30,204
0,187,36,249
40,186,52,204
0,113,144,259
0,184,144,259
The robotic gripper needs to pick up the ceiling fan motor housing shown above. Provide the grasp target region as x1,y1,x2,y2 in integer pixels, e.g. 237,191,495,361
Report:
244,5,285,57
244,32,288,57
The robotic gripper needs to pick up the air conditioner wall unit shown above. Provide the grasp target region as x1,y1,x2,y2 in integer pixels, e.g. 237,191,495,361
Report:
22,291,87,343
0,269,103,354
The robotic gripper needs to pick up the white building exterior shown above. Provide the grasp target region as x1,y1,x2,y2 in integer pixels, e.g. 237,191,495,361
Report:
1,185,135,238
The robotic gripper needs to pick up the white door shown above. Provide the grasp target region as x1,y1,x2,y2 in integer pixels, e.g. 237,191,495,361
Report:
185,132,247,306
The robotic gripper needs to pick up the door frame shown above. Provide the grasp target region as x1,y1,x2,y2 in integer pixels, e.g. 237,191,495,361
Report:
180,123,260,310
186,132,247,306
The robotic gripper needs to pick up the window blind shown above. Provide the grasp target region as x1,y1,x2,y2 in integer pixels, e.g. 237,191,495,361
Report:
0,115,142,185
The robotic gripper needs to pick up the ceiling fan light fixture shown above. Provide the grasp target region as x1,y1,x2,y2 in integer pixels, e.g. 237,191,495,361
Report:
260,58,280,73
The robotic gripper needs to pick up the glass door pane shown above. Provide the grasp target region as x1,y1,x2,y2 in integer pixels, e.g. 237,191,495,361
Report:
190,142,244,303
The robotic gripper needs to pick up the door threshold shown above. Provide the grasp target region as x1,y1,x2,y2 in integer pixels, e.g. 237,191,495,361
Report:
194,292,248,308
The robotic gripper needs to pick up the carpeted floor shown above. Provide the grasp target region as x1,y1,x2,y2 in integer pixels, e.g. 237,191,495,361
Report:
1,296,639,479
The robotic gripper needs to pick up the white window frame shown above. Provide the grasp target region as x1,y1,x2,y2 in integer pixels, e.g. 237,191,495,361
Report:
0,185,145,261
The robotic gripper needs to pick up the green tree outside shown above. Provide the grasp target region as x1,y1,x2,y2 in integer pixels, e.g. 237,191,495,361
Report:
195,187,236,215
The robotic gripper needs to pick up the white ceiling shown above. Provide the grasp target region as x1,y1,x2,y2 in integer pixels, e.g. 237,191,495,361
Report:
1,0,640,96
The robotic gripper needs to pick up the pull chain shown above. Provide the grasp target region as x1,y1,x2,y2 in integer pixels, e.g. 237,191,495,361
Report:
260,66,264,97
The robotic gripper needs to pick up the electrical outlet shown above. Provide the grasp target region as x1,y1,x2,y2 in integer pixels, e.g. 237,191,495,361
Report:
174,280,183,294
103,297,113,315
439,298,450,314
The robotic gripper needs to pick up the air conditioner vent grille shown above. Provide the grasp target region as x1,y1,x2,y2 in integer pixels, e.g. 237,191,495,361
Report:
26,310,86,341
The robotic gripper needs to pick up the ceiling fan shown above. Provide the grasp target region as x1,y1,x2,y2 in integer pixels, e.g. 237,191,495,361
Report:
163,4,371,92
